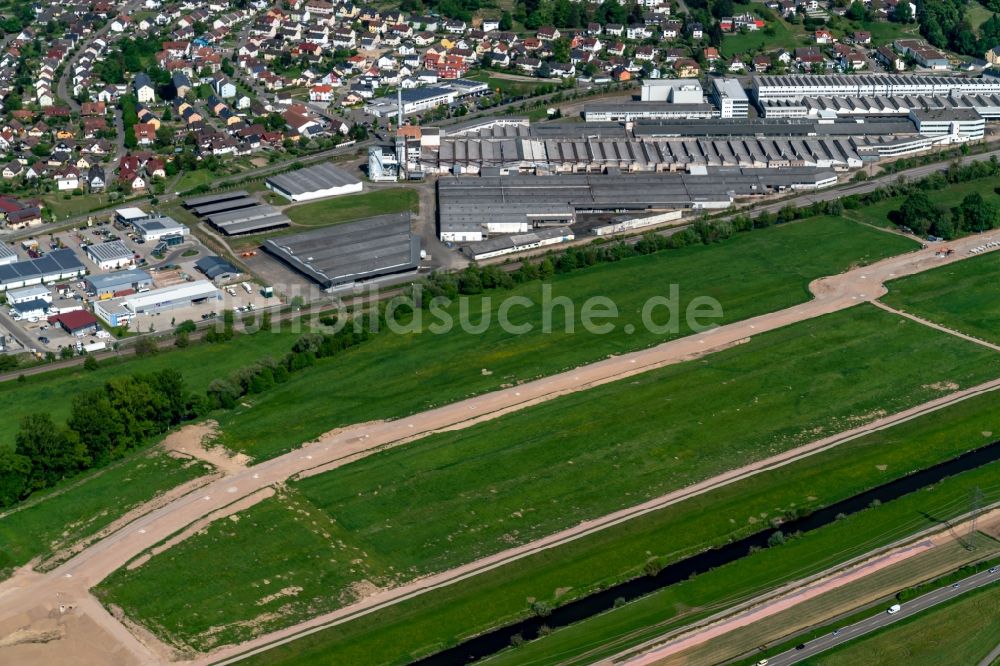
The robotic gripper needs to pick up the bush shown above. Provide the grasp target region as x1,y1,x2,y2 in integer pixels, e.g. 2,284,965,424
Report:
530,601,551,617
134,336,158,357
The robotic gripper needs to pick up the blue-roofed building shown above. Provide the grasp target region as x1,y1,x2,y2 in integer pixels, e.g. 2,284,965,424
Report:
84,269,153,297
133,72,155,103
195,256,240,281
10,298,49,320
0,249,86,291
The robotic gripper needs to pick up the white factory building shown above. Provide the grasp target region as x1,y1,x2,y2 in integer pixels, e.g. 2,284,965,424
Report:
0,249,86,291
910,108,986,140
751,74,1000,103
6,284,52,305
85,240,135,271
711,78,750,119
640,79,704,103
365,87,458,118
266,162,363,202
133,216,189,242
115,206,150,225
583,102,716,122
94,280,220,327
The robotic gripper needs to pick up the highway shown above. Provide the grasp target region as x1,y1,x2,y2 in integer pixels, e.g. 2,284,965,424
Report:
764,568,1000,665
979,640,1000,666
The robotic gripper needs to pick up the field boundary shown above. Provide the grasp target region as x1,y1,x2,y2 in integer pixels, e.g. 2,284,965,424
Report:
873,301,1000,353
610,505,1000,665
201,378,1000,666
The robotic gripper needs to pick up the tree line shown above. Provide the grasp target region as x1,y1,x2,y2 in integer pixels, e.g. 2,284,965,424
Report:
851,157,1000,239
918,0,1000,57
0,369,202,506
3,156,997,508
0,309,379,509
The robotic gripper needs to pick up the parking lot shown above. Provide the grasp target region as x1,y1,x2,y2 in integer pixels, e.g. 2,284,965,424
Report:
2,212,280,357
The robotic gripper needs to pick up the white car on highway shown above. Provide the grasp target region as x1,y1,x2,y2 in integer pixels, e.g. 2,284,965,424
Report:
887,604,901,614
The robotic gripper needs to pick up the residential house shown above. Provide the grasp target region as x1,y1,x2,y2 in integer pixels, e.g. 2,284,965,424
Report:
88,164,106,191
133,72,155,102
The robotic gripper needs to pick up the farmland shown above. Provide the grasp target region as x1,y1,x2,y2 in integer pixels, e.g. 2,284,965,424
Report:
95,303,1000,650
283,188,418,227
881,250,1000,345
810,581,1000,666
214,216,917,459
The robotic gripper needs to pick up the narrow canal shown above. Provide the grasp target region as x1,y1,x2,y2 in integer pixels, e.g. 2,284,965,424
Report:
415,438,1000,664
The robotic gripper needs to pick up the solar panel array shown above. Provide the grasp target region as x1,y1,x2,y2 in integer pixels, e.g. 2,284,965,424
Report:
0,249,86,288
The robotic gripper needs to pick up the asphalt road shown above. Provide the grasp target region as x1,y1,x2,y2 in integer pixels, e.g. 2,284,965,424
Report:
0,310,36,350
765,568,1000,665
979,640,1000,666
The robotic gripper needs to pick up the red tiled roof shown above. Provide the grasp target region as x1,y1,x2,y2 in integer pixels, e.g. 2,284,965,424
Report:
48,310,98,331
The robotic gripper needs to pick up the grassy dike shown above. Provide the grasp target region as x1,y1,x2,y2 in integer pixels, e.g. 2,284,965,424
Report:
0,448,210,576
241,396,1000,666
94,304,1000,651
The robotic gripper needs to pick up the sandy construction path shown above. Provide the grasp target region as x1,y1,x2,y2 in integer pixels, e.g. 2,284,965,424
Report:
0,234,997,665
612,507,1000,666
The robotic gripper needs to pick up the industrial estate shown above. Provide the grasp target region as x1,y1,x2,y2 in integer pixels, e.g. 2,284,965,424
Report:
1,0,1000,665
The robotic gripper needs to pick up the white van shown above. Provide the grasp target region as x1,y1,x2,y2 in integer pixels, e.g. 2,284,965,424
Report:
887,604,901,614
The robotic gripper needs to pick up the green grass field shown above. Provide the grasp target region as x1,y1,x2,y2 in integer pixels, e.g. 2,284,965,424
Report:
43,191,118,220
968,1,997,34
808,581,1000,666
0,328,301,450
839,15,921,45
0,448,209,576
844,179,1000,230
95,304,1000,650
468,71,549,97
705,540,1000,666
215,216,918,459
174,169,216,193
881,251,1000,345
228,391,1000,666
721,4,805,58
283,188,418,227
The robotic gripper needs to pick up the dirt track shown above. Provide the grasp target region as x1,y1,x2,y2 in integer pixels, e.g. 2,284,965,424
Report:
0,234,997,665
613,508,1000,666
